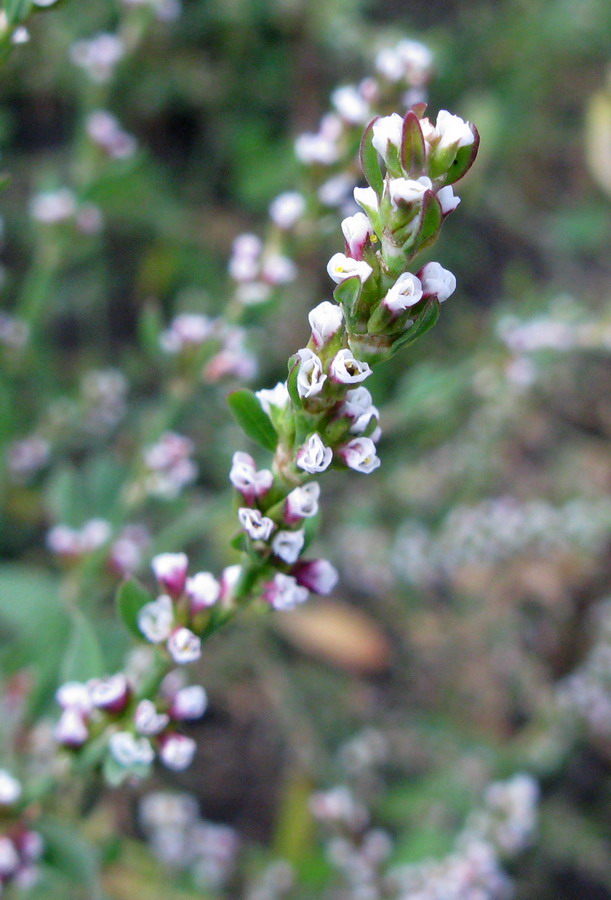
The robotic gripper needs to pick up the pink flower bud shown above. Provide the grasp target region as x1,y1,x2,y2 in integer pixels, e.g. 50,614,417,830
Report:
54,709,89,748
88,673,130,714
151,552,189,598
371,113,403,161
341,213,373,260
186,571,220,613
292,559,339,595
308,301,344,349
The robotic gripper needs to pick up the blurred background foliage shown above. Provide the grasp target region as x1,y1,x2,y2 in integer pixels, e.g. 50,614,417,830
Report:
0,0,610,897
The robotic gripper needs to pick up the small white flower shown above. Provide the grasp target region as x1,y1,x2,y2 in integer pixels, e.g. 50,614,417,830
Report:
0,836,20,876
262,253,297,285
54,709,89,748
56,681,93,713
296,434,333,474
387,176,432,209
88,674,129,712
294,133,338,166
30,188,76,224
308,301,344,349
0,771,21,806
272,529,305,564
296,348,327,399
109,731,155,766
434,109,475,152
160,734,197,771
340,387,374,419
160,313,212,354
138,594,174,643
293,559,339,595
238,507,276,541
220,564,242,603
382,272,423,314
329,349,372,384
229,451,273,501
255,381,289,417
339,437,381,474
186,572,220,611
269,192,305,229
171,685,208,720
264,573,309,610
437,185,461,214
167,627,202,665
69,33,125,83
341,212,373,260
419,261,456,302
134,700,170,736
350,404,380,436
285,482,320,522
152,552,188,597
371,113,404,161
353,186,379,214
331,85,370,124
327,253,373,285
318,173,352,207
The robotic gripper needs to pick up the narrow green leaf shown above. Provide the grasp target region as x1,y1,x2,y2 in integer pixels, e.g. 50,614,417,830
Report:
115,578,153,640
333,275,362,323
36,816,101,890
391,299,441,355
287,355,301,407
401,111,426,177
4,0,31,26
61,611,105,684
228,388,278,452
442,124,480,186
359,117,384,195
412,190,442,251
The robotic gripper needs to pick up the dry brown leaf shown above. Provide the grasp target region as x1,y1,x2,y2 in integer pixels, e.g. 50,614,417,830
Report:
274,600,391,674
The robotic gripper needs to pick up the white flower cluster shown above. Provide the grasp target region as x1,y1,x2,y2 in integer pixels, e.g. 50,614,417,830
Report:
556,597,611,738
54,666,206,774
86,110,137,160
0,772,44,893
80,368,128,435
228,232,297,306
69,33,125,83
47,518,112,560
160,312,257,382
139,431,198,499
0,312,28,350
29,187,103,234
394,496,611,586
139,791,239,888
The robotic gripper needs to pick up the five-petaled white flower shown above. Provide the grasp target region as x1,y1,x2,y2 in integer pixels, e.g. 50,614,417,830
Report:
338,437,381,474
272,529,305,564
167,627,202,665
296,434,333,474
138,594,174,643
327,253,373,285
296,348,327,399
329,349,372,384
382,272,423,314
418,261,456,302
263,573,309,610
285,482,320,523
160,734,197,771
238,507,276,541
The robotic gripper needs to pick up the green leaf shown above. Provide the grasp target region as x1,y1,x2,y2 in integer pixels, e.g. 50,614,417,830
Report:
287,354,301,407
359,117,384,195
401,111,426,177
115,578,152,640
228,388,278,452
61,611,105,684
4,0,31,26
333,275,362,324
36,816,101,892
413,190,442,251
391,299,441,355
442,124,480,186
